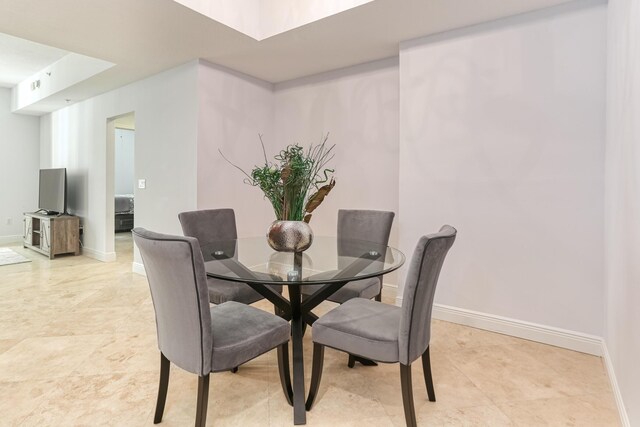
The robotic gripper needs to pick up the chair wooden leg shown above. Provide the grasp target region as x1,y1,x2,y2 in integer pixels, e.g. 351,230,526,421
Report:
153,352,170,424
422,346,436,402
277,342,293,406
195,374,210,427
231,366,238,373
400,364,417,427
347,354,377,367
305,343,325,410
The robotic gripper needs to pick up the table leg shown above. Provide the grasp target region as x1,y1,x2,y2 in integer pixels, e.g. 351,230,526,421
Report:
277,343,293,406
208,247,390,423
288,284,307,425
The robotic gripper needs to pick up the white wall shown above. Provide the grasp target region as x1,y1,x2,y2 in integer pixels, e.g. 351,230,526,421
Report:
398,1,607,335
42,61,199,261
196,60,276,237
43,56,392,258
194,58,399,254
605,0,640,423
114,128,134,195
274,58,399,242
0,87,40,242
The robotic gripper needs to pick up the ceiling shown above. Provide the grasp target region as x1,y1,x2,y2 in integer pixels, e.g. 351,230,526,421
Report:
0,32,68,88
0,0,575,113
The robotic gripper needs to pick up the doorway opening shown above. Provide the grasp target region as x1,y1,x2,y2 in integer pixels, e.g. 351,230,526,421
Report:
107,112,135,261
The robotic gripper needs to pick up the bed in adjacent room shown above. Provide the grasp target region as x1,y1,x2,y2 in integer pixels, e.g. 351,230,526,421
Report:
115,194,134,232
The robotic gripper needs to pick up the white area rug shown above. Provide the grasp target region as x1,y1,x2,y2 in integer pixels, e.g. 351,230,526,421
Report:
0,248,31,266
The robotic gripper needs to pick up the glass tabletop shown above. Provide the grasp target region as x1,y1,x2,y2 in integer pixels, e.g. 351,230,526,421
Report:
202,236,405,285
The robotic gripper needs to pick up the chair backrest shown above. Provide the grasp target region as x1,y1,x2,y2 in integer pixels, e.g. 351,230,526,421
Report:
178,208,238,247
398,225,456,365
337,210,395,267
133,228,213,376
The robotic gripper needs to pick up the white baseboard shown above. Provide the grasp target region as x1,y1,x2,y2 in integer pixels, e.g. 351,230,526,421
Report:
602,343,631,426
132,261,146,276
382,282,397,292
393,297,629,424
430,303,603,356
82,247,116,262
0,235,22,244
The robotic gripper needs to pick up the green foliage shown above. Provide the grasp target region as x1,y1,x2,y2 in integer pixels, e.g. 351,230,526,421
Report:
220,135,336,222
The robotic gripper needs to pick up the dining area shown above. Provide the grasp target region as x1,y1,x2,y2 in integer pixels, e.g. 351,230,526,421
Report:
1,0,634,423
119,129,621,426
0,217,618,426
134,202,456,426
0,123,622,426
128,137,461,426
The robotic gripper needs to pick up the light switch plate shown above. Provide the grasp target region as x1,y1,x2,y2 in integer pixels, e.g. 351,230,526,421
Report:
138,179,146,189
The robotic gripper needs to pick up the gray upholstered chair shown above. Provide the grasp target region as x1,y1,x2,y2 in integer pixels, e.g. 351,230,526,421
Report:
133,228,290,427
178,208,283,305
303,209,395,304
305,225,456,427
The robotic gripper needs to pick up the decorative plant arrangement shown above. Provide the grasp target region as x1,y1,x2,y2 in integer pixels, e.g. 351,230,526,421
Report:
220,135,336,252
220,135,336,224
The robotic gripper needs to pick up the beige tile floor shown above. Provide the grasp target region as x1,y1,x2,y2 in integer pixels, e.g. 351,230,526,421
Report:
0,234,620,426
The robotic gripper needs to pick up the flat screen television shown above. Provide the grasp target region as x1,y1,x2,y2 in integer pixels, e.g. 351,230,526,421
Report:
39,168,67,215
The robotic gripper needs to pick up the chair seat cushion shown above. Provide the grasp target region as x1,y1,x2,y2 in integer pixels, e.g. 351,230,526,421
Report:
207,274,283,305
312,298,401,363
210,301,290,372
301,274,381,303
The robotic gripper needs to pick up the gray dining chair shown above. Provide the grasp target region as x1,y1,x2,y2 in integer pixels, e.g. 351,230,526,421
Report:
305,225,457,427
133,228,290,427
303,209,395,303
178,208,283,305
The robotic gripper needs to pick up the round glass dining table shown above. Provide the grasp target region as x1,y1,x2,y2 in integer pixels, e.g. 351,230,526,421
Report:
201,236,405,425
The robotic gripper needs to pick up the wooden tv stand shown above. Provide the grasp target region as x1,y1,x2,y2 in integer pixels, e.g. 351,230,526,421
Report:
23,212,80,259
